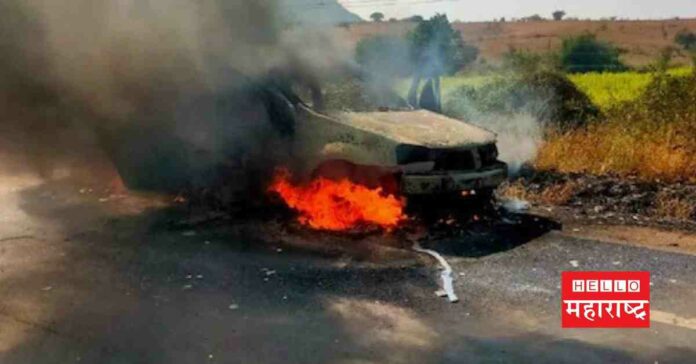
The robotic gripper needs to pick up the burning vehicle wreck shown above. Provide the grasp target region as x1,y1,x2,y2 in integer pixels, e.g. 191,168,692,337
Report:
100,73,508,213
294,106,508,197
5,1,696,361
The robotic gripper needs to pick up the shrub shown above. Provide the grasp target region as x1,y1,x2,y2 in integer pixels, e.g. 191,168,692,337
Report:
633,72,696,124
674,30,696,51
444,71,599,130
502,48,560,73
560,34,626,73
522,14,544,22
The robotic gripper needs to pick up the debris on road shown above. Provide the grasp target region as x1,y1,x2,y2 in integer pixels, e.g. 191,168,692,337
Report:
499,171,696,231
501,198,531,213
412,242,459,303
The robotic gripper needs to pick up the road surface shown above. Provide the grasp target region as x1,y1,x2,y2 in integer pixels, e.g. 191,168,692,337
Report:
1,175,694,363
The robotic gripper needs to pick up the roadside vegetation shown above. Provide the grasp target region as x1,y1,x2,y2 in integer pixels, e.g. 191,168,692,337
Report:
569,67,692,109
536,70,696,183
434,35,696,184
436,69,696,183
355,24,696,186
348,18,696,224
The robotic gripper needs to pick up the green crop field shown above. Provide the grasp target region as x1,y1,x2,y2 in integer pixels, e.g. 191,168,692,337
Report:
569,67,693,110
396,67,694,111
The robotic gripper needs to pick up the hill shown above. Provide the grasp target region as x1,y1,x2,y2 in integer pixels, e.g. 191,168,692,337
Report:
278,0,362,26
339,19,696,67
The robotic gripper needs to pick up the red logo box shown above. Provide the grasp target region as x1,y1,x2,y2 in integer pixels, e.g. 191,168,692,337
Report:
561,271,650,328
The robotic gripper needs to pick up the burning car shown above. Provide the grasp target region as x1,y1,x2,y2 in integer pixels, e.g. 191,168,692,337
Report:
289,104,508,199
99,74,507,214
270,100,508,231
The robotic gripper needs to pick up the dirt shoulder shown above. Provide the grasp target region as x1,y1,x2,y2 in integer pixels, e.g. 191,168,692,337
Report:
552,218,696,256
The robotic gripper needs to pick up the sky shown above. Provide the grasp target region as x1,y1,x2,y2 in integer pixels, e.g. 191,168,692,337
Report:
338,0,696,22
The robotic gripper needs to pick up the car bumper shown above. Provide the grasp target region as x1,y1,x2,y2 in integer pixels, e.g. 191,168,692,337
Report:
400,164,508,195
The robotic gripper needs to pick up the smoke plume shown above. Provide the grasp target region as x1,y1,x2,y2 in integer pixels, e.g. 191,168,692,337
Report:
442,90,544,175
0,0,350,187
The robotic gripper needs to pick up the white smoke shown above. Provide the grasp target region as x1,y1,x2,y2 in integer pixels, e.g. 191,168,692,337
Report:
475,113,543,174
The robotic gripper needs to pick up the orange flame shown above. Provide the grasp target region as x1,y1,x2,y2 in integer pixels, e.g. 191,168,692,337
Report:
269,169,406,231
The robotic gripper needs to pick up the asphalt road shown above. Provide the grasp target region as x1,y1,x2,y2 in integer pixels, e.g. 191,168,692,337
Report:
1,175,695,364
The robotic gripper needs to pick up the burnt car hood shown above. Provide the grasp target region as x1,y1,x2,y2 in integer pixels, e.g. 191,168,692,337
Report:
329,110,497,148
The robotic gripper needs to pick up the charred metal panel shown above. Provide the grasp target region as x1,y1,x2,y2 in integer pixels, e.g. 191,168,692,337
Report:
290,105,399,177
401,166,507,195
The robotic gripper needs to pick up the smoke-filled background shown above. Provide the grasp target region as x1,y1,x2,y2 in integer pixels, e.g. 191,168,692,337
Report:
0,0,351,187
0,0,548,193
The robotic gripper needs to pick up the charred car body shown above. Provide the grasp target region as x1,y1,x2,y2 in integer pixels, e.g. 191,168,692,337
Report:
294,106,507,197
100,73,507,201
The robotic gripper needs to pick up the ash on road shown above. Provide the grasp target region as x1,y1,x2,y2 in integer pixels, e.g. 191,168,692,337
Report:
1,174,695,364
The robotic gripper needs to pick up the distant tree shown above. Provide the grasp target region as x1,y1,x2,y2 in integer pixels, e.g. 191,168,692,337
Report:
407,15,424,22
675,30,696,51
652,46,676,72
369,12,384,22
522,14,544,22
560,34,626,73
552,10,566,21
407,14,479,76
407,14,479,111
388,17,397,22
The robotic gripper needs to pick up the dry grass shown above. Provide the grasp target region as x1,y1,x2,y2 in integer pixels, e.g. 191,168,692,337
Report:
654,191,695,220
535,122,696,183
497,180,530,201
537,181,580,205
340,19,696,67
498,179,578,205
